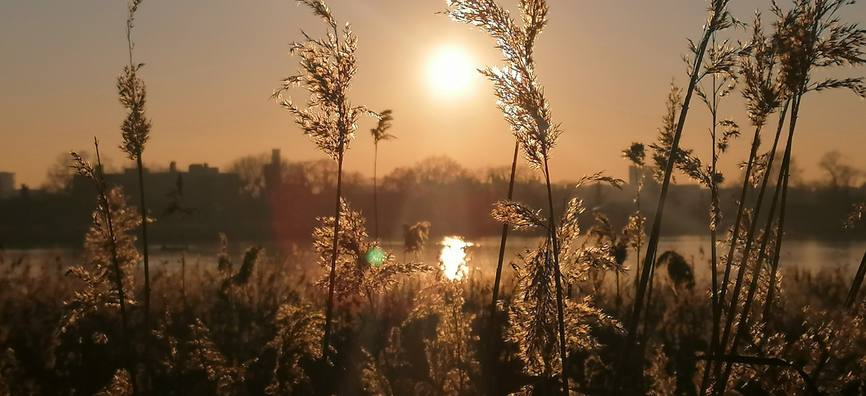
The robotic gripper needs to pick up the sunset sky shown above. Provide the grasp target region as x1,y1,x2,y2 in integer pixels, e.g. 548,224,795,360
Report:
1,0,865,189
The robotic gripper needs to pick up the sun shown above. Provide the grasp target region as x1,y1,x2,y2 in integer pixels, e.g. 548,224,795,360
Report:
427,47,475,97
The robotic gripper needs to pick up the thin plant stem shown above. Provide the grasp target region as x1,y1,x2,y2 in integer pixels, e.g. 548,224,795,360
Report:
135,156,151,378
543,156,568,396
633,166,642,293
761,98,802,323
844,250,866,311
178,230,187,396
322,145,345,360
717,107,796,395
635,258,657,393
699,42,733,395
94,138,139,396
123,4,153,389
708,60,720,361
373,142,379,240
762,180,789,322
487,140,519,389
700,122,765,396
711,100,790,386
717,101,787,311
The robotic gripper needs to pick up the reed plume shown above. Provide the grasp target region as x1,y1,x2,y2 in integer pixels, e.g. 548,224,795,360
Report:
265,303,325,395
494,174,622,394
406,274,479,396
403,221,431,260
313,199,432,307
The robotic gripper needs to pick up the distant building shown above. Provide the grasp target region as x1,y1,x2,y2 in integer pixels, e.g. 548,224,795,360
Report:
71,162,242,213
0,172,14,199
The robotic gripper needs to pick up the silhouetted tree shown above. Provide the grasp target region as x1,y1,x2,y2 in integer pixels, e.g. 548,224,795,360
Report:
818,150,861,189
226,153,274,197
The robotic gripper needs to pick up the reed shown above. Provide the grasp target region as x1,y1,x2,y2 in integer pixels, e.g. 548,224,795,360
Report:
710,2,866,393
760,0,866,321
370,109,395,241
616,1,737,389
116,0,153,389
444,0,575,392
486,140,520,383
70,139,140,396
272,0,378,360
698,15,785,395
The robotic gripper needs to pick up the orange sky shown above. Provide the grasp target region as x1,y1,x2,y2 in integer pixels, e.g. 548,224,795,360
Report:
1,0,865,189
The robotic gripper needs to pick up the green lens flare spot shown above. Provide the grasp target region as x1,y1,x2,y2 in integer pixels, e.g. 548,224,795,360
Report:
366,246,387,267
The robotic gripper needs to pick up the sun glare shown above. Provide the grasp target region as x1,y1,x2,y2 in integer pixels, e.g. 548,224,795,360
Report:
427,48,475,96
439,236,473,281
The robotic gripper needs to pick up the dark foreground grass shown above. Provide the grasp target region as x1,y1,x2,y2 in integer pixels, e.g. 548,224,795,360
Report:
1,246,864,396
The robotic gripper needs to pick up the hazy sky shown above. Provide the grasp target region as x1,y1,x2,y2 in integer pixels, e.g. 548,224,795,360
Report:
2,0,865,189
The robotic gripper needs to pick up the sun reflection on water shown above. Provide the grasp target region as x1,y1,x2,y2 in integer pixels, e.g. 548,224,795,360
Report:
439,236,473,281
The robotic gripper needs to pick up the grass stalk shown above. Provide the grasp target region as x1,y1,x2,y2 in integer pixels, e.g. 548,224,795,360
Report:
630,164,643,293
635,253,658,392
707,60,721,370
92,139,139,396
715,101,787,309
322,147,345,360
716,101,796,395
117,1,153,390
486,140,519,386
699,121,765,395
844,250,866,311
373,143,379,239
272,0,374,366
711,100,789,387
135,155,152,381
712,16,785,377
542,156,568,396
761,168,790,323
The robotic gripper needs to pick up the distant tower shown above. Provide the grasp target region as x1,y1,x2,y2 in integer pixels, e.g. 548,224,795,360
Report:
263,149,283,196
0,172,15,199
170,161,177,173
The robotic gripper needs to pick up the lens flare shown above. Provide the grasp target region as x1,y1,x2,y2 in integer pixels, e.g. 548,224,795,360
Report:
439,236,473,281
366,246,387,267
